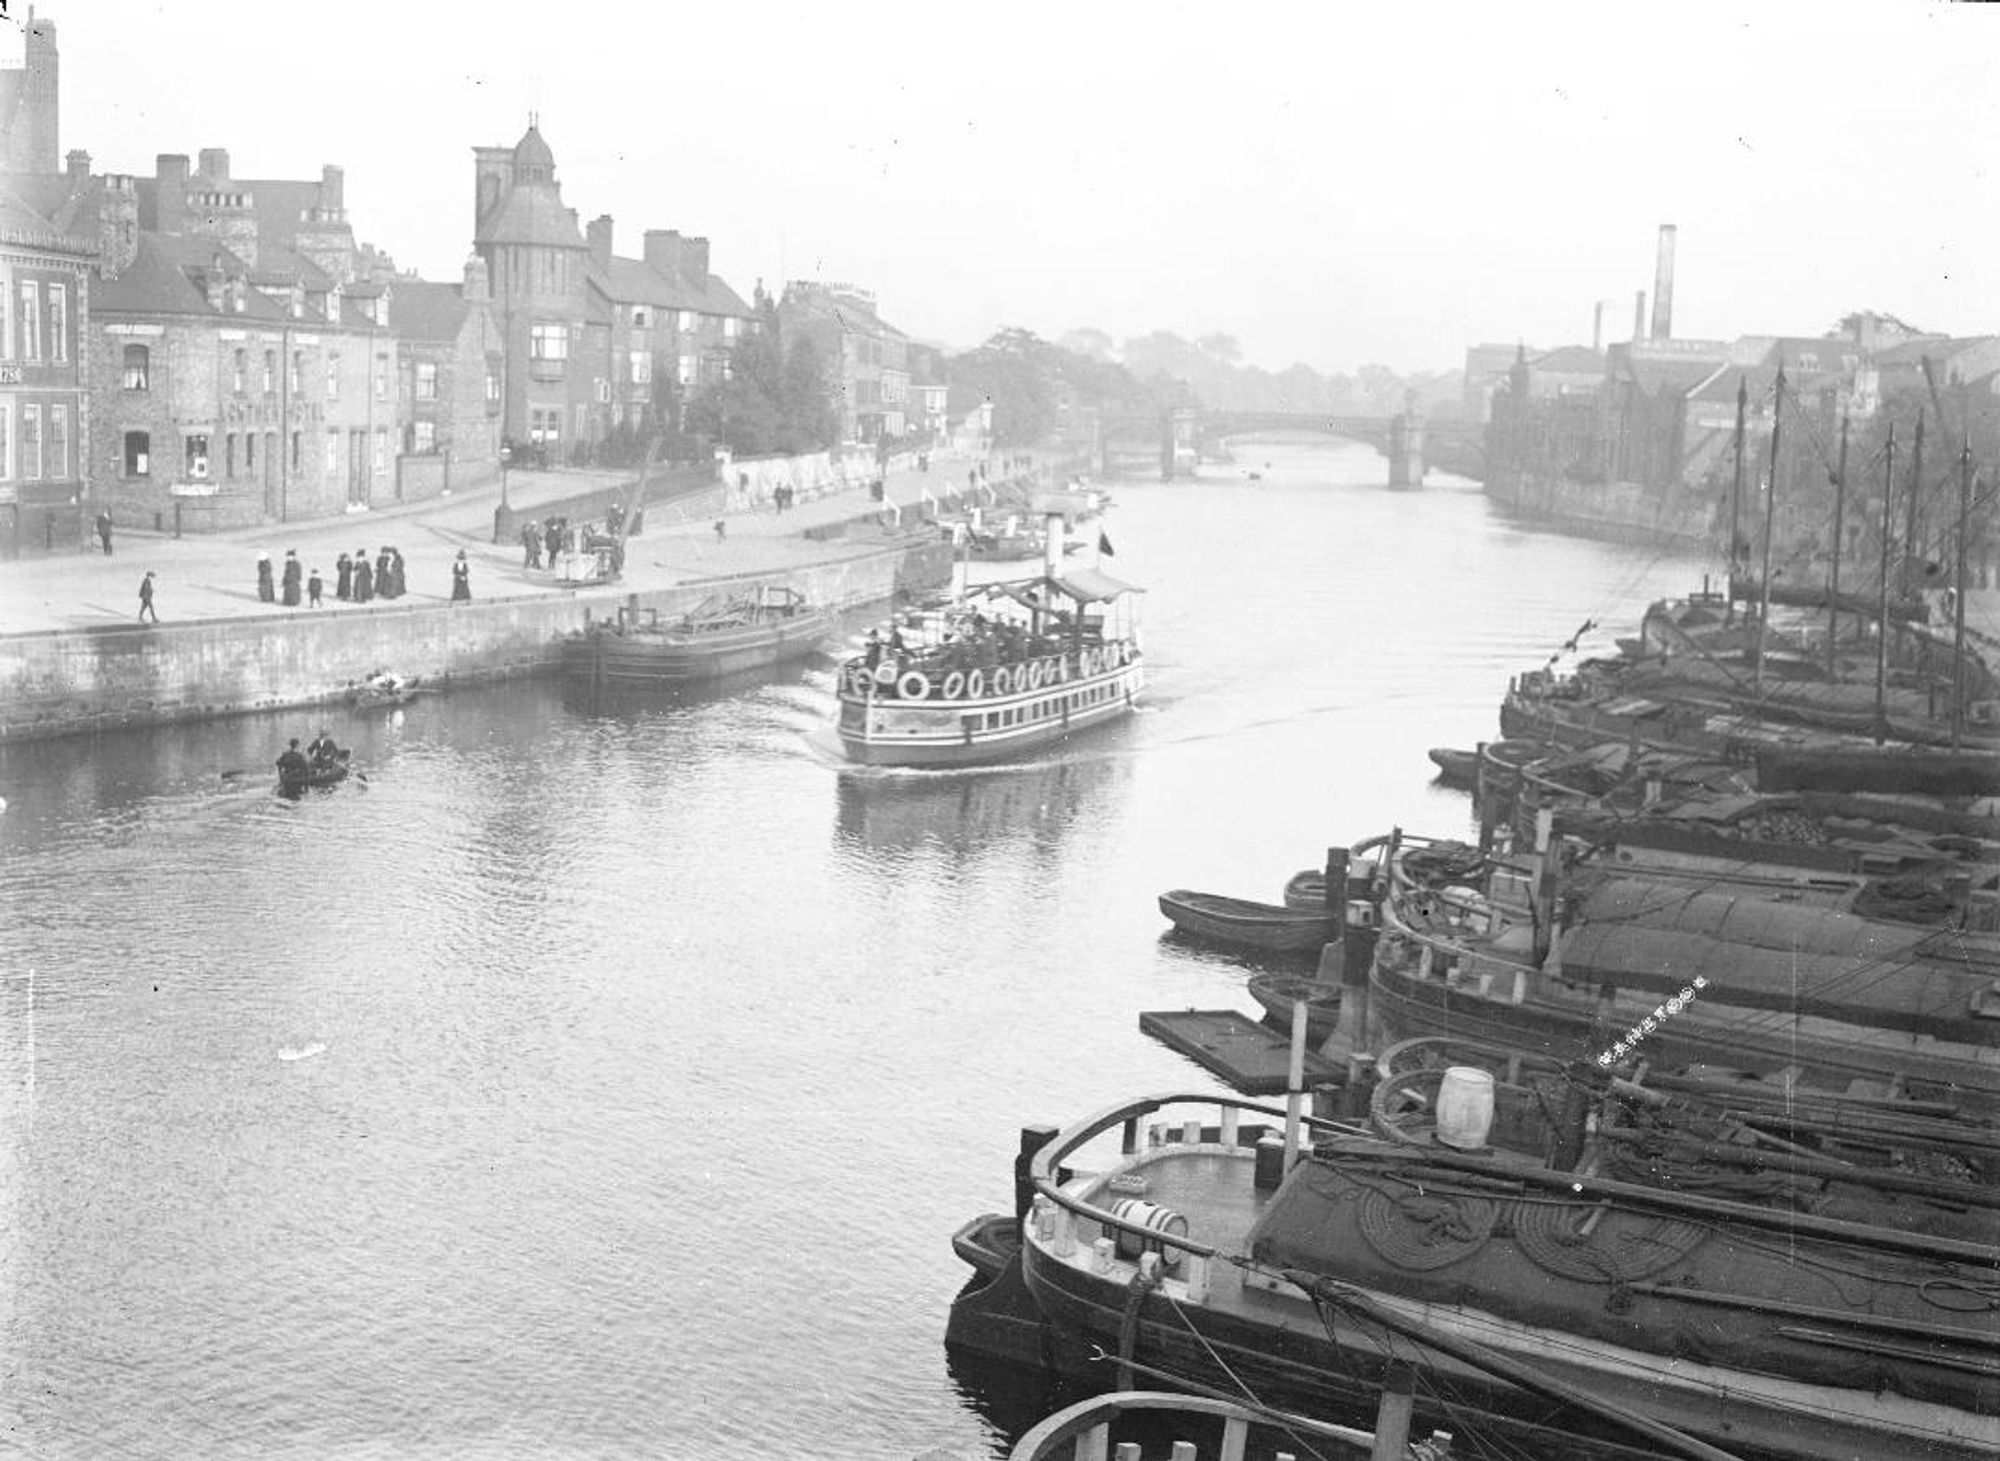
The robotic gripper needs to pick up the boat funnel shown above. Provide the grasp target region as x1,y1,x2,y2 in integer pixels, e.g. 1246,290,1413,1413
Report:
1043,512,1066,580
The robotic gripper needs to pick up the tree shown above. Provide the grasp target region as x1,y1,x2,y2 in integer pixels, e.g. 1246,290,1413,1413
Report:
778,336,838,454
1059,327,1116,362
1196,333,1241,367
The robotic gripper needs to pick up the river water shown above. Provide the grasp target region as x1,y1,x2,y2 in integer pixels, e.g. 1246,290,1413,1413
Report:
0,440,1711,1461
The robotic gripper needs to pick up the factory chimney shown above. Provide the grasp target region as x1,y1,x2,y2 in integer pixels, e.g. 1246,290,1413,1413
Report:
1649,224,1677,340
1592,301,1604,353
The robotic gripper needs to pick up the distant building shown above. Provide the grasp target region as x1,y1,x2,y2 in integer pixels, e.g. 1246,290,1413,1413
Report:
0,182,94,556
778,281,911,443
582,215,757,447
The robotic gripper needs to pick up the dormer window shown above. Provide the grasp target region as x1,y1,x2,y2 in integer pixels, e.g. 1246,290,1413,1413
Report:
632,307,649,329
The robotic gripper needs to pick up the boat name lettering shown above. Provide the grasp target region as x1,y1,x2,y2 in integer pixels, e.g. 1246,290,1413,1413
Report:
1596,976,1708,1067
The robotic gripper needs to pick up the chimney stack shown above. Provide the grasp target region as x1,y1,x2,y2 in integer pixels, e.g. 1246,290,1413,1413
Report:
1632,290,1646,343
462,254,490,302
198,147,230,181
64,148,88,180
1591,301,1603,353
586,215,613,272
1649,224,1677,340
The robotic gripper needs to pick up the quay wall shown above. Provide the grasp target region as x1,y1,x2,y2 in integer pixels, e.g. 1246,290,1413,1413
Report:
1486,471,1714,549
0,537,946,743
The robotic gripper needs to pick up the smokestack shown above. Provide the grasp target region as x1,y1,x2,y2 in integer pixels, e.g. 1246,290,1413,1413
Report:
1650,224,1677,340
1592,301,1604,353
1632,290,1646,342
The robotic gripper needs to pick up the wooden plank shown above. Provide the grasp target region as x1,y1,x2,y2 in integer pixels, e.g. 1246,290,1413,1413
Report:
1139,1009,1343,1096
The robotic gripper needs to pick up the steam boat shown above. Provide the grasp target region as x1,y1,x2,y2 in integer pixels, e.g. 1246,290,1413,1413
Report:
835,516,1143,767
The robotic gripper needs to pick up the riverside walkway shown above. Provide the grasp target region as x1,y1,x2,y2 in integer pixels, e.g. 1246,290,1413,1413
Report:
0,450,1042,636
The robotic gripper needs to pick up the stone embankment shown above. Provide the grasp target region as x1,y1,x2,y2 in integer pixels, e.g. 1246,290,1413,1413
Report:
0,447,1060,742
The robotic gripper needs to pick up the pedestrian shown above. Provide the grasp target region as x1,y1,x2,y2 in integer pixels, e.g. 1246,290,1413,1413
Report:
713,519,726,543
137,570,159,623
389,548,406,599
336,551,353,600
281,549,302,607
375,547,395,601
256,551,275,603
522,520,542,569
95,509,113,555
450,548,472,603
307,567,324,608
353,550,374,603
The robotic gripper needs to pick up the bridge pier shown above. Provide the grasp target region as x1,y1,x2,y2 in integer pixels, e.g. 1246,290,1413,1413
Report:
1387,410,1426,489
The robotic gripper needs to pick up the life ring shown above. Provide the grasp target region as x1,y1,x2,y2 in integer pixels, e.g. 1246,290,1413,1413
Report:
1027,661,1045,691
873,661,898,686
992,666,1014,696
1083,648,1101,677
942,671,966,700
849,665,873,694
898,670,931,700
967,669,986,698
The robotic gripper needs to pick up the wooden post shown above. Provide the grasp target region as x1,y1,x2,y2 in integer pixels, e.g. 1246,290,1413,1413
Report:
1726,375,1747,624
1752,364,1784,698
1826,414,1848,679
1530,807,1557,967
1317,847,1349,979
1906,409,1926,598
1370,1364,1415,1461
1953,439,1972,749
1282,997,1309,1172
1874,424,1897,745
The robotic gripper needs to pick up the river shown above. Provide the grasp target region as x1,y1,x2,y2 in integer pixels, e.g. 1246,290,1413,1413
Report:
0,439,1712,1460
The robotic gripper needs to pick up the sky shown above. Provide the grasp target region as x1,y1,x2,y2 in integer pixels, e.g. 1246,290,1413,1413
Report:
10,0,1997,375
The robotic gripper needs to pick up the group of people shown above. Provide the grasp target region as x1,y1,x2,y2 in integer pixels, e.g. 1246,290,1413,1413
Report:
522,506,623,578
255,549,322,608
276,729,345,782
333,547,409,604
860,604,1080,689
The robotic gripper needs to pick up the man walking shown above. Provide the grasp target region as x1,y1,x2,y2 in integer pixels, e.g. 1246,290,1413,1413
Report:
137,571,159,623
95,510,113,555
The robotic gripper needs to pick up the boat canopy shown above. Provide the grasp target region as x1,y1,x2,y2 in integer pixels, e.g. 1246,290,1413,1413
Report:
1050,568,1144,603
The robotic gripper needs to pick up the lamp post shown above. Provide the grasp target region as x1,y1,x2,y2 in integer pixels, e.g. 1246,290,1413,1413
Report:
493,443,513,545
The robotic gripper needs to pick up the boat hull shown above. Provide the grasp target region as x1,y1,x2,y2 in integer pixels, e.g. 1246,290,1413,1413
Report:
1157,891,1329,956
568,609,833,686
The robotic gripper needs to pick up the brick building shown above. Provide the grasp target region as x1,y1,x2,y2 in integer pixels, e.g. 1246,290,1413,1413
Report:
384,261,504,498
471,121,598,461
777,281,911,444
582,216,756,447
0,183,94,556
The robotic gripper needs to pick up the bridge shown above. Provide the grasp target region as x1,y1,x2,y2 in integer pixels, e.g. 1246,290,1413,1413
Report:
1092,409,1486,486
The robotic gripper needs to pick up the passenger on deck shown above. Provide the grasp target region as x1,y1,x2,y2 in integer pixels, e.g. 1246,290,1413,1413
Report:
306,730,343,766
863,629,883,671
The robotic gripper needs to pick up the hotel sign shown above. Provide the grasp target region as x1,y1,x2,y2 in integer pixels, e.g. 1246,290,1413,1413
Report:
0,365,19,385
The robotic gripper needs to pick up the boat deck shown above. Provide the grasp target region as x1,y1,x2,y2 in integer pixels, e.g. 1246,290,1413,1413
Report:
1137,1010,1342,1095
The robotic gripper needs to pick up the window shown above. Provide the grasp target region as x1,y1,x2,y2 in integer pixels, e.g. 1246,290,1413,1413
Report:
245,433,256,472
18,282,39,361
263,349,276,394
485,363,501,402
415,361,438,399
411,420,436,454
123,344,150,391
326,353,340,400
594,377,609,404
123,428,147,477
324,432,338,472
47,284,66,363
723,316,741,339
232,348,246,394
0,282,8,361
632,307,649,329
184,432,208,479
290,351,303,394
529,408,559,445
373,429,387,470
678,354,697,386
529,323,568,360
50,404,66,477
225,433,236,478
374,353,389,400
290,430,301,471
20,405,39,478
629,350,651,385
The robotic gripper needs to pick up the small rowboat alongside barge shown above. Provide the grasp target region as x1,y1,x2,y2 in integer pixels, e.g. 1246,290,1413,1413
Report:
1158,890,1331,956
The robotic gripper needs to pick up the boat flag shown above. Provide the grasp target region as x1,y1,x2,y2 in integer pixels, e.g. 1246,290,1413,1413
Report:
1097,530,1115,557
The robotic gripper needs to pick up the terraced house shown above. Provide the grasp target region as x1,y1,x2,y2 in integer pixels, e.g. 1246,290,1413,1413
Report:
0,184,93,556
582,215,757,447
